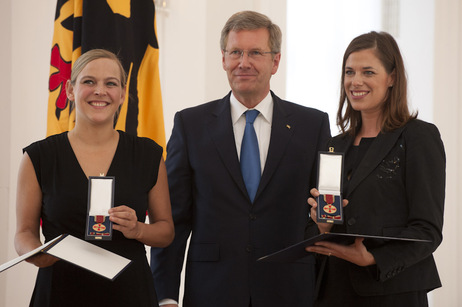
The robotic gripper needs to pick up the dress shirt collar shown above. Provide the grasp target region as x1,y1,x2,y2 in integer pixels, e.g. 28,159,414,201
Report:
230,91,273,125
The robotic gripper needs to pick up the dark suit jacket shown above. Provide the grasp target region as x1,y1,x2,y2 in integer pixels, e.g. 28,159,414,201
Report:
314,119,445,297
151,92,330,307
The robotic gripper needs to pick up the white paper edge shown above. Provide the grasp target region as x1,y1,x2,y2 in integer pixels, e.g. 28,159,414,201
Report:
46,235,131,280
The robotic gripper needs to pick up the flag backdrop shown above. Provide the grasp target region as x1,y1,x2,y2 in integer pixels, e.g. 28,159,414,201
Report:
47,0,165,148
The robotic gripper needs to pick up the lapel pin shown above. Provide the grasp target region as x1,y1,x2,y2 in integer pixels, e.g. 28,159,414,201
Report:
286,124,291,129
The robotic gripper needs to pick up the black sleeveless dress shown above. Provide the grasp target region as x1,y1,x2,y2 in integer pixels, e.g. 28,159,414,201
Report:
24,131,162,307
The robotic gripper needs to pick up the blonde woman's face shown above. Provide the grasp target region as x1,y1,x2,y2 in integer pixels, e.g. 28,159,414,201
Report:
66,58,125,125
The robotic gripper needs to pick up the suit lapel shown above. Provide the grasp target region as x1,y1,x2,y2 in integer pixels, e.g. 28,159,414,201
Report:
207,94,248,197
347,125,406,196
256,93,295,201
206,92,299,202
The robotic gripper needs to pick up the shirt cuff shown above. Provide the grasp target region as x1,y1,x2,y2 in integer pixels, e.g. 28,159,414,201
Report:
159,298,179,306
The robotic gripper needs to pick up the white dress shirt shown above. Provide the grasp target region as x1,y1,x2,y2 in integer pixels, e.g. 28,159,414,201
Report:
230,91,273,173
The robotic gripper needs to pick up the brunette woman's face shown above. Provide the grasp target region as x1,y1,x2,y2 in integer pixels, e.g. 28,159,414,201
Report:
344,48,394,117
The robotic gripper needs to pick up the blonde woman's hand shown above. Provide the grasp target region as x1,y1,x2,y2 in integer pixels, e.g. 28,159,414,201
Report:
26,253,60,268
109,205,141,240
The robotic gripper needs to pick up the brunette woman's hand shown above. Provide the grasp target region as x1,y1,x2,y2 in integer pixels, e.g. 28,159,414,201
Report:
307,188,348,233
305,237,376,267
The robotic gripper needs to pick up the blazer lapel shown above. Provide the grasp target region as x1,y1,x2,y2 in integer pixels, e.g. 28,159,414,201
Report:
207,94,248,197
256,93,295,200
328,135,352,153
347,125,406,196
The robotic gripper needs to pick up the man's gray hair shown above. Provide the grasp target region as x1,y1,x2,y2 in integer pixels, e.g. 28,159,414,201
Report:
220,11,282,53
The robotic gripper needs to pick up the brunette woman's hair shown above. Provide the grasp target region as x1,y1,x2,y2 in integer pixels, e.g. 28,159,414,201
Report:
337,31,417,135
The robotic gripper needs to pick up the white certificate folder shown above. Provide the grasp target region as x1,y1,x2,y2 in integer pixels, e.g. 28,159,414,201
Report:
0,234,131,280
258,233,431,262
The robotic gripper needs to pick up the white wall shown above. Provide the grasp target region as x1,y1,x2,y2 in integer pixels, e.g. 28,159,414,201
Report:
0,1,56,307
1,0,461,306
398,0,435,122
286,0,382,135
0,0,11,302
432,0,462,305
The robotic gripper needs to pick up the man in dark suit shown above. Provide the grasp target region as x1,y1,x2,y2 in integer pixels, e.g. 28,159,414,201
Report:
151,11,330,307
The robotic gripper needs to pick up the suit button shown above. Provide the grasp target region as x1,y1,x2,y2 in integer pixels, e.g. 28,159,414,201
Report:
246,245,252,253
249,214,256,220
347,218,356,226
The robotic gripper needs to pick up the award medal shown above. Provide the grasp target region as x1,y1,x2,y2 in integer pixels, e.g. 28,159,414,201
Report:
322,194,337,214
92,215,107,232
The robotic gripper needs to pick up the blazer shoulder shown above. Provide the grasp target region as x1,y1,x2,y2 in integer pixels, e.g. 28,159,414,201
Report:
324,133,351,152
402,119,445,157
403,118,441,138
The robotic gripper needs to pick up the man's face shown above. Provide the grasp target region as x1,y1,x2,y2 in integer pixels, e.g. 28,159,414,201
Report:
222,28,280,104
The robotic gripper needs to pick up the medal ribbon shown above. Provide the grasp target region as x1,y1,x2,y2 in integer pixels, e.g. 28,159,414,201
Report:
324,194,334,204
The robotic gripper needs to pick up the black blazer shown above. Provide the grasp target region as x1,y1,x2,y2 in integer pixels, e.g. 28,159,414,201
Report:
315,119,445,296
151,92,330,307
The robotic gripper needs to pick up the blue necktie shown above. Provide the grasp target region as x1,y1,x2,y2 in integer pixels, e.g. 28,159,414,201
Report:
240,110,261,202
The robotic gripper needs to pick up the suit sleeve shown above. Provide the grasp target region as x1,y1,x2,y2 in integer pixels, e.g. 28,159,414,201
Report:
372,121,446,281
151,111,193,301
